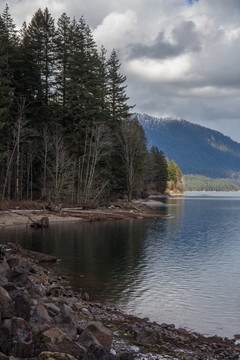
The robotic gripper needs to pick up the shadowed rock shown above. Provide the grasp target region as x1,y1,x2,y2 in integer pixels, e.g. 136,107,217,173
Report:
0,286,13,319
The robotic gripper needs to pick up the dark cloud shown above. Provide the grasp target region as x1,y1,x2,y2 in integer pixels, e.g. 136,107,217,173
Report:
128,21,201,60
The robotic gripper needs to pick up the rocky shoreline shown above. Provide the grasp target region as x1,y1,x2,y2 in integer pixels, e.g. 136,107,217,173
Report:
0,243,240,360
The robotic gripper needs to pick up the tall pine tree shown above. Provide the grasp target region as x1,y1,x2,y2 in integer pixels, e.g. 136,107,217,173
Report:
107,49,133,125
23,8,56,125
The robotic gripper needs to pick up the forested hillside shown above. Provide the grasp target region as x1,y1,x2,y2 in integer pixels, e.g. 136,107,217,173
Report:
137,113,240,178
184,175,239,192
0,6,183,203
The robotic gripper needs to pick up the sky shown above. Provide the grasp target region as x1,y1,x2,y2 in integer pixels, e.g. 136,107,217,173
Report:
2,0,240,142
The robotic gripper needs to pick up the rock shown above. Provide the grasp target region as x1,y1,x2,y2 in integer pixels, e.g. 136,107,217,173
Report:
0,274,8,285
60,304,76,326
7,243,57,263
30,298,38,306
45,303,61,317
0,323,12,354
81,322,113,350
83,343,115,360
82,292,90,301
39,351,78,360
7,257,30,271
1,283,18,292
134,325,159,346
32,283,47,297
2,266,25,282
81,308,91,316
0,261,9,274
6,257,19,268
58,324,78,341
10,317,33,358
78,330,103,349
0,286,13,319
11,291,31,321
41,327,64,343
12,273,33,290
38,338,87,359
33,304,52,324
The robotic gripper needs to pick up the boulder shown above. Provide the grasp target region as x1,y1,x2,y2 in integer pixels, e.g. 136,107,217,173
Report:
38,338,86,359
58,324,78,341
1,283,18,292
12,273,33,290
33,304,52,324
2,266,25,282
0,286,13,319
0,323,12,354
0,261,9,274
41,327,64,343
78,330,102,349
11,291,31,321
32,283,47,297
7,257,30,271
10,317,33,358
45,303,61,317
60,304,76,326
82,322,113,350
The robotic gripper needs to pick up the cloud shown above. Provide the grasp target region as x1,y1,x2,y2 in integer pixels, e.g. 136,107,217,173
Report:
128,20,201,60
127,55,195,83
93,10,138,49
3,0,240,141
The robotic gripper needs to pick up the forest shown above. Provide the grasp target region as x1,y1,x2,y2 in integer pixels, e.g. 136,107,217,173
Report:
184,175,239,192
0,5,183,204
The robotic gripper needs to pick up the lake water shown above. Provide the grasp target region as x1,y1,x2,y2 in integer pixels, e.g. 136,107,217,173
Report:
1,191,240,338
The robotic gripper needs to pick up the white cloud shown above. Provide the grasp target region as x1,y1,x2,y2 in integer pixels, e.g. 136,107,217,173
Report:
127,55,194,83
2,0,240,141
93,10,138,50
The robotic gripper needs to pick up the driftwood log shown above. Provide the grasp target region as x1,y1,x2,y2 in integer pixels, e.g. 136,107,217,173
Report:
29,216,49,228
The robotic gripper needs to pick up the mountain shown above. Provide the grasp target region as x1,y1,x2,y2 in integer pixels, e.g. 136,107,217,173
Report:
136,113,240,178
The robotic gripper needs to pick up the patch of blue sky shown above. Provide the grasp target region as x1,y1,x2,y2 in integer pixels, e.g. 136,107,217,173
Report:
187,0,199,5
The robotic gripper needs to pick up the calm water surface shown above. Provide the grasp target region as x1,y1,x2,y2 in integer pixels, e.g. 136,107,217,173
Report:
1,191,240,338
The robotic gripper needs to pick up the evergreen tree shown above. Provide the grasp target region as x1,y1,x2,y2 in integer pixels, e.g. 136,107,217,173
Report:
23,8,56,125
63,17,108,153
149,146,168,193
0,8,148,202
55,12,71,110
107,49,134,125
0,5,18,121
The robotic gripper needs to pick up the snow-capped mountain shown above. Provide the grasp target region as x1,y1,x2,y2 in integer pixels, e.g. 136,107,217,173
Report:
135,113,240,178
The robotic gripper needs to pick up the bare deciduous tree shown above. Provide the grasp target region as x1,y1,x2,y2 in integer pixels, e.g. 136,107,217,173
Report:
2,97,36,200
117,118,147,201
48,131,74,201
78,124,111,205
